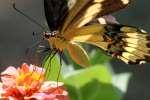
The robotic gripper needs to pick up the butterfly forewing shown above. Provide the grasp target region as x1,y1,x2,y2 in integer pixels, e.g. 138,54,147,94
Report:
44,0,69,31
62,0,130,32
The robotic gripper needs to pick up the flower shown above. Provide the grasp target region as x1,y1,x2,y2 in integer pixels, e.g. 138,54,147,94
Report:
0,63,69,100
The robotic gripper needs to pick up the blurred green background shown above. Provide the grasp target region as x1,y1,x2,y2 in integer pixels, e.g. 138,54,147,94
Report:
0,0,150,100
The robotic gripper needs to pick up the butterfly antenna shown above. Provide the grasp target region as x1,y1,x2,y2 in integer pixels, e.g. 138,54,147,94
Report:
12,1,45,30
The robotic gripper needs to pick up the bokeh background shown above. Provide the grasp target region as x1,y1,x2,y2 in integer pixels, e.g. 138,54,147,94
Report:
0,0,150,100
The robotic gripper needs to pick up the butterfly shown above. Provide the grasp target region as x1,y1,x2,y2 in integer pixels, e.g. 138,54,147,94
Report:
43,0,150,67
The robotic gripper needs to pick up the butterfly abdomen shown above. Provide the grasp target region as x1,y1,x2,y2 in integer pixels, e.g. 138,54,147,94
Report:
104,24,150,64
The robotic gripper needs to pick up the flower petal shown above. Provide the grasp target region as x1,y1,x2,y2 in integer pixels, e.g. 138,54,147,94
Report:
20,63,30,74
29,64,45,75
25,93,55,100
40,81,69,100
40,81,64,92
1,66,18,76
1,66,18,87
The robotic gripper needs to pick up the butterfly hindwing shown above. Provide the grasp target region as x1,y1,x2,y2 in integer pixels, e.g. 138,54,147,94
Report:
102,24,150,64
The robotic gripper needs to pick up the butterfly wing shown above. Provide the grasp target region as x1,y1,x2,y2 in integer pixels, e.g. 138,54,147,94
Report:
25,40,51,66
60,0,131,66
44,0,70,31
111,25,150,64
61,0,130,32
68,23,150,64
67,43,90,67
65,24,109,50
64,24,108,67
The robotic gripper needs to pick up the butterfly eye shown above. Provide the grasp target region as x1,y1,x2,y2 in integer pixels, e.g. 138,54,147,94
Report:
43,32,51,39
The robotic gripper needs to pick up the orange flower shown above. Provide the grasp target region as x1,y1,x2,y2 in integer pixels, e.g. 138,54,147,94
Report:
0,63,69,100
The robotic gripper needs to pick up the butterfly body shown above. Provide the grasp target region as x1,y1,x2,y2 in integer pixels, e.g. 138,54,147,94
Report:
43,0,150,66
43,31,68,51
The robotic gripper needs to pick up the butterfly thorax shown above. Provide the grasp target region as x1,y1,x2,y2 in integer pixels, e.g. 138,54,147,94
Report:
43,31,68,51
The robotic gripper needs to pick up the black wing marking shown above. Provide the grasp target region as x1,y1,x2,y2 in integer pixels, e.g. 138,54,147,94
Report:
44,0,69,31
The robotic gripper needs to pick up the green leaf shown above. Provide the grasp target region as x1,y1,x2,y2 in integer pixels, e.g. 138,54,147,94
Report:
66,81,122,100
64,65,124,100
90,50,112,65
64,65,112,87
42,55,63,81
80,80,122,100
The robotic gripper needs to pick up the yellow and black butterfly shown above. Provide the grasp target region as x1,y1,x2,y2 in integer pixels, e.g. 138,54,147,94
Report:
42,0,150,67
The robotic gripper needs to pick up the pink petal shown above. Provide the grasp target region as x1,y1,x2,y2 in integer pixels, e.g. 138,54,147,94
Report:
56,93,69,100
25,93,55,100
29,64,45,75
20,63,30,73
17,86,26,95
30,81,42,91
8,96,19,100
26,92,69,100
0,83,3,98
40,81,64,92
1,76,16,87
1,66,18,76
39,81,69,100
1,67,18,87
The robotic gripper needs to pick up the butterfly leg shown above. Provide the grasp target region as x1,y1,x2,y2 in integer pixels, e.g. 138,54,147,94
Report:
44,48,59,79
56,51,63,86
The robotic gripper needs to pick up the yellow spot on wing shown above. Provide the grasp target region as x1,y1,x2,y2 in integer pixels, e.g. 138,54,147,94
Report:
62,0,91,32
122,52,139,63
72,3,102,28
121,0,130,4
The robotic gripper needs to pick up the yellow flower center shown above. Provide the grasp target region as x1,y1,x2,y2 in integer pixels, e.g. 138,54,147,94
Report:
16,70,44,91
